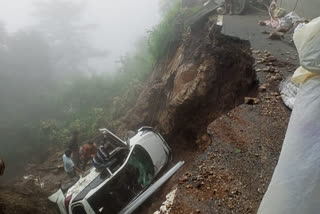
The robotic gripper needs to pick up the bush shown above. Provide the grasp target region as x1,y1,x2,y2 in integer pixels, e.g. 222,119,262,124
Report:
148,2,182,61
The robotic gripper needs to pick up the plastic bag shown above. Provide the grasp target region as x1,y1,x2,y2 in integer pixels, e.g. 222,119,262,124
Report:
279,11,300,28
279,75,299,109
258,75,320,214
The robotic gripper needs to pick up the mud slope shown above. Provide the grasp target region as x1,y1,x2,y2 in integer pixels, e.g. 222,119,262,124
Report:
0,185,56,214
118,16,257,146
170,50,294,214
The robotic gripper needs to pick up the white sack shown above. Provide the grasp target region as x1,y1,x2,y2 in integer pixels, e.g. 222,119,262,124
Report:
279,75,299,109
293,17,320,74
258,75,320,214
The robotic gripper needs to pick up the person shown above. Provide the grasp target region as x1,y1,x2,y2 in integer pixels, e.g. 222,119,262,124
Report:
81,141,97,170
93,143,112,171
63,149,84,178
0,158,5,176
68,130,80,166
225,0,233,15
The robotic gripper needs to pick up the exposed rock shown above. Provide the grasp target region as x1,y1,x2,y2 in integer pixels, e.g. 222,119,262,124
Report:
117,17,257,146
179,176,189,184
269,31,284,40
244,97,260,105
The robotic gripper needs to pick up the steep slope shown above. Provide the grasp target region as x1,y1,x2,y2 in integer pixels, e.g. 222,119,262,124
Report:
117,15,257,147
169,48,295,213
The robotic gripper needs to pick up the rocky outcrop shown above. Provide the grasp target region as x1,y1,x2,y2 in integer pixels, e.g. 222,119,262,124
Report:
118,15,257,145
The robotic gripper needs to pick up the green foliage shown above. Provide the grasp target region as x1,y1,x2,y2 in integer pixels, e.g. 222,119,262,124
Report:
36,70,144,147
0,0,184,175
111,79,143,120
183,5,202,16
235,148,242,154
148,2,182,61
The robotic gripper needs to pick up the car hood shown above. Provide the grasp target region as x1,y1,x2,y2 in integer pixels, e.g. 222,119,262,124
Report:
66,168,100,198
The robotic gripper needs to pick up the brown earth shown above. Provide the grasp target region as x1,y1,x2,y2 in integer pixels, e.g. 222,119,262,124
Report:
169,50,296,214
117,15,257,148
0,11,258,213
0,3,299,214
0,147,67,214
0,185,57,214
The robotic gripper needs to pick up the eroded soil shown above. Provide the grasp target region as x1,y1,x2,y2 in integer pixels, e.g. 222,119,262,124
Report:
169,50,296,214
0,8,299,214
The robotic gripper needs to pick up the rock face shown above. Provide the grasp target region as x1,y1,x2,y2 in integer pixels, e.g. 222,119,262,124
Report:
118,16,257,145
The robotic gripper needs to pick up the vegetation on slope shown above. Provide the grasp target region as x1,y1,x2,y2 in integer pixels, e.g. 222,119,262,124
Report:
0,0,183,176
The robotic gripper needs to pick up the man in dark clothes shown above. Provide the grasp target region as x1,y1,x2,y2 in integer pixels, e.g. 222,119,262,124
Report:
93,143,113,171
69,130,80,166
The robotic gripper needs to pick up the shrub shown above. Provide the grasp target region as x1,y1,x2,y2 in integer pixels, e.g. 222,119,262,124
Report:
148,2,182,61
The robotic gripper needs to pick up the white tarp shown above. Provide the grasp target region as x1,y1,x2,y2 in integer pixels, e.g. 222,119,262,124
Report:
258,75,320,214
258,17,320,214
294,17,320,74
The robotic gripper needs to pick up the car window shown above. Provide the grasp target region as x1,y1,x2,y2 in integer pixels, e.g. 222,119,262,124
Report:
72,204,86,214
109,148,130,173
127,145,154,187
88,145,154,214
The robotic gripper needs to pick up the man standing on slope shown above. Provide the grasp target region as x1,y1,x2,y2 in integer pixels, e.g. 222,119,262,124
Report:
81,141,97,170
63,150,84,178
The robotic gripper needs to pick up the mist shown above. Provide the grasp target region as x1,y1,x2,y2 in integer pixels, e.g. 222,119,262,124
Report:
0,0,161,72
0,0,171,180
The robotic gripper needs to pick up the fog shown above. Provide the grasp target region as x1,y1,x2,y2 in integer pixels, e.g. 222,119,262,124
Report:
0,0,172,180
0,0,161,71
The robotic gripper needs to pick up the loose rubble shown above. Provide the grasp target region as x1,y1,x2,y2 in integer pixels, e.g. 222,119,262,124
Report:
169,50,295,214
154,188,178,214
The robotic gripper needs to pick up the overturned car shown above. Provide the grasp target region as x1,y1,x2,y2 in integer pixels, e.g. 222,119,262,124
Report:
49,127,183,214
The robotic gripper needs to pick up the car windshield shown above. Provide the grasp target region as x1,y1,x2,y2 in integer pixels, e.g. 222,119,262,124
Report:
72,204,86,214
88,145,154,214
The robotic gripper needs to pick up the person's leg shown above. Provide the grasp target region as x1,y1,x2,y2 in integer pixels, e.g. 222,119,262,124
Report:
82,159,88,171
67,170,76,178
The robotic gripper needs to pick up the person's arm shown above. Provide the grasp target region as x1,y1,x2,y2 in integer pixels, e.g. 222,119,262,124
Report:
73,165,84,174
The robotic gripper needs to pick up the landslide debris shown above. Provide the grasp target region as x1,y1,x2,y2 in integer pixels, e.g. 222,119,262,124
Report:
117,14,257,147
0,147,68,214
170,51,294,214
0,185,56,214
1,4,259,214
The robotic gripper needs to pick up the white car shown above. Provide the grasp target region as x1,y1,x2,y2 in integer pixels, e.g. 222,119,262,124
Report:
49,127,183,214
